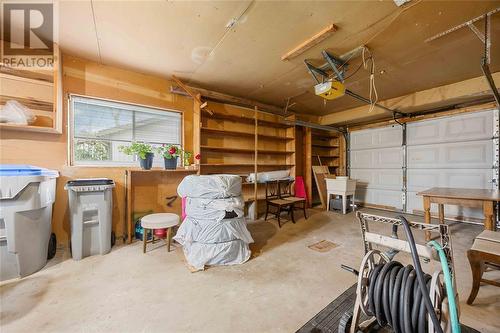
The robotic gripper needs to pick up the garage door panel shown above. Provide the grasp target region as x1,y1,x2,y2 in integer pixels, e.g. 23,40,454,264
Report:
407,191,484,219
407,169,494,191
407,140,493,169
350,126,402,150
350,147,403,169
350,169,402,190
356,188,403,210
407,110,494,145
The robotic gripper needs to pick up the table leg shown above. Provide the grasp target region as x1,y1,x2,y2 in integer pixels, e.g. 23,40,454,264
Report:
143,228,147,253
483,201,495,231
424,196,431,241
438,204,444,224
342,195,347,215
326,193,330,212
166,227,171,252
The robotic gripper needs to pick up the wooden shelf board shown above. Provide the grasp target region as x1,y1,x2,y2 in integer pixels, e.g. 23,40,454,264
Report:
312,144,339,148
201,127,254,137
204,113,293,128
201,145,293,155
258,133,294,141
0,122,60,134
200,163,294,167
314,155,339,158
312,132,340,138
1,65,54,83
126,168,198,173
201,127,293,141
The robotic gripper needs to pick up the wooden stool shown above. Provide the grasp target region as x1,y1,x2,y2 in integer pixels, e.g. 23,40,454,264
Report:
141,213,179,253
467,230,500,305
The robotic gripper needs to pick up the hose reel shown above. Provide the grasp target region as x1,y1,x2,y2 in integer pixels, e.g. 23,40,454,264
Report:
340,212,460,333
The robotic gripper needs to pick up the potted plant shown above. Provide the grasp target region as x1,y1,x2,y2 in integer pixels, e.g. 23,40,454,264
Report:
183,151,192,169
119,142,154,170
157,144,180,170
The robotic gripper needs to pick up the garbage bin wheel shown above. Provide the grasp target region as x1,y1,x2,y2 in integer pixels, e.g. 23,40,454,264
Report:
47,233,57,260
111,231,116,247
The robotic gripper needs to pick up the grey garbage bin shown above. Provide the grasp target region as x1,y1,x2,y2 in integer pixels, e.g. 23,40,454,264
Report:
65,178,115,260
0,165,59,281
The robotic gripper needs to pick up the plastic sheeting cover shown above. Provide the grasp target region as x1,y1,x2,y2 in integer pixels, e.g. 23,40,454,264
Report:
185,196,244,222
174,216,253,245
183,240,251,270
246,170,291,183
178,174,242,199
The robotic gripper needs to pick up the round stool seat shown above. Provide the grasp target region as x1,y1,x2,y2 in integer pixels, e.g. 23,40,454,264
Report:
141,213,179,229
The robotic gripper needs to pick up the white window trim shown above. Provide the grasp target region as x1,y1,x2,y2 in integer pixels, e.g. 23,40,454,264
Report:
68,94,184,167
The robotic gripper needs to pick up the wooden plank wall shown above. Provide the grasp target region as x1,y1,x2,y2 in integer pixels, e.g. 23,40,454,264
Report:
0,55,194,246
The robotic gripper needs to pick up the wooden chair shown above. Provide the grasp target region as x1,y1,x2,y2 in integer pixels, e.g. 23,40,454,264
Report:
278,179,307,220
467,230,500,305
264,180,295,228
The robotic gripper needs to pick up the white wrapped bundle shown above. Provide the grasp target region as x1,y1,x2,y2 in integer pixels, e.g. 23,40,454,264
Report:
182,240,251,270
246,170,291,183
178,174,242,199
174,217,253,245
185,196,244,222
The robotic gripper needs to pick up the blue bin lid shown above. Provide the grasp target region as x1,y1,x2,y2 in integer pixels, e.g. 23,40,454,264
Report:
0,164,59,177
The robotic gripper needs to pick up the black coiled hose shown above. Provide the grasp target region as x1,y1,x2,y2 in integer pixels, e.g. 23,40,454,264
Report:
367,262,437,333
363,216,445,333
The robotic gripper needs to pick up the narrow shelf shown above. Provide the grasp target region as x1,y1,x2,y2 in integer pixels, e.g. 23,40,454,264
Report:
313,155,339,158
312,133,340,138
201,145,293,155
200,163,294,167
312,144,339,148
0,122,60,134
127,168,198,173
201,127,294,141
258,133,294,141
201,127,254,138
205,113,293,128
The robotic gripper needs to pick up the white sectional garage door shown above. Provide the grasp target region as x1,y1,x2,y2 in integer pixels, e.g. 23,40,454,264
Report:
406,110,497,218
350,125,404,209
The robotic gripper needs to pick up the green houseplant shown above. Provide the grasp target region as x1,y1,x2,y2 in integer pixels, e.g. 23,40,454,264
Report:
183,151,192,168
119,142,154,170
156,144,180,170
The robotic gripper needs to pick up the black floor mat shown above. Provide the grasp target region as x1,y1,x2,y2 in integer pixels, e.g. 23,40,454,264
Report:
297,284,481,333
297,284,361,333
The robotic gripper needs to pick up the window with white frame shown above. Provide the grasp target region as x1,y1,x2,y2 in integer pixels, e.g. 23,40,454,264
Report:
70,95,182,166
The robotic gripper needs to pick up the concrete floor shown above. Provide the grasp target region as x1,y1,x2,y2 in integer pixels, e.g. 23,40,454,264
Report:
1,209,499,333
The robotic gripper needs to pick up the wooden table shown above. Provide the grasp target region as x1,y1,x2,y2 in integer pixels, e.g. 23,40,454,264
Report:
125,168,197,243
418,187,500,240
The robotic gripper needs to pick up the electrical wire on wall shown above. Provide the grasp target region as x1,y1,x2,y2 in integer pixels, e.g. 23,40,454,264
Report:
362,47,378,113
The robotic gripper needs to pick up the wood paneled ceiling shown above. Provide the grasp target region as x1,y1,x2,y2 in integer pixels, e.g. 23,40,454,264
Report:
57,0,499,115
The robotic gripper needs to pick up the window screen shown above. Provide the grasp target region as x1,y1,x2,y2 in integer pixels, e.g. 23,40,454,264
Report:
70,95,182,166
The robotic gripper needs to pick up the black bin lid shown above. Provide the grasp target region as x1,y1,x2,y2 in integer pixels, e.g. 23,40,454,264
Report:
66,178,114,186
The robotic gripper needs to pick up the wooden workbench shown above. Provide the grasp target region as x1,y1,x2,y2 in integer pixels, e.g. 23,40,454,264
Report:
125,168,197,243
418,187,500,240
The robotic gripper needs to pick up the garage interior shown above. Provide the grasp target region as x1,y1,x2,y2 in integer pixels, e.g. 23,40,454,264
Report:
1,1,500,332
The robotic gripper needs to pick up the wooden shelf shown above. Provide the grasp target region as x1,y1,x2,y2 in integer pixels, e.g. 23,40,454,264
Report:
0,44,62,134
200,163,294,167
206,113,293,128
201,127,254,138
258,133,294,141
313,155,339,158
201,127,293,141
201,145,293,155
126,168,198,173
312,144,339,148
0,122,61,134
